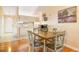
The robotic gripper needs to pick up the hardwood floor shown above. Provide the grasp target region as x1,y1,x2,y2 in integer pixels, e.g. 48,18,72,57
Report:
0,39,77,52
64,47,77,52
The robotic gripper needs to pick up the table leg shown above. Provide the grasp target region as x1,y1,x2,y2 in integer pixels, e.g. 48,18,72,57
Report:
33,36,35,52
30,34,34,52
43,40,46,52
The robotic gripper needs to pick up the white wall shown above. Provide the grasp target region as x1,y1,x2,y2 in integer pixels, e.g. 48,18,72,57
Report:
46,6,79,51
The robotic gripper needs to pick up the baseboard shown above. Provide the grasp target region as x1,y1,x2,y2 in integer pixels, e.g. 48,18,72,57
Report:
64,44,79,52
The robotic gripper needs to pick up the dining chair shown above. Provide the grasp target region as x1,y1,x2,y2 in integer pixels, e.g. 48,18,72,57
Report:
28,29,44,52
46,31,65,52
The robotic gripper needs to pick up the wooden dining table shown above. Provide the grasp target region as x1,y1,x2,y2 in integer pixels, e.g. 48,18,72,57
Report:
28,30,65,52
28,30,56,52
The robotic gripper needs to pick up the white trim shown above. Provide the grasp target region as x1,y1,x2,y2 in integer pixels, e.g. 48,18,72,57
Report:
64,44,79,52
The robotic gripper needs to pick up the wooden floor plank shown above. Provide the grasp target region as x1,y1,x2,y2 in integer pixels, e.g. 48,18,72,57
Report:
0,39,77,52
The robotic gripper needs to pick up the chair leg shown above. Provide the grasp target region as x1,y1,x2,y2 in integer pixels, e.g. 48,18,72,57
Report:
45,47,48,52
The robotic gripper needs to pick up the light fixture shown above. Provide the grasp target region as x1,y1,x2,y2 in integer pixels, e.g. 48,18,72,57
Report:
42,13,48,21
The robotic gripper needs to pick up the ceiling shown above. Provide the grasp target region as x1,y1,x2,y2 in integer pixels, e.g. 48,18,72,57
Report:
2,6,17,16
1,6,39,16
1,6,70,17
19,6,38,16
